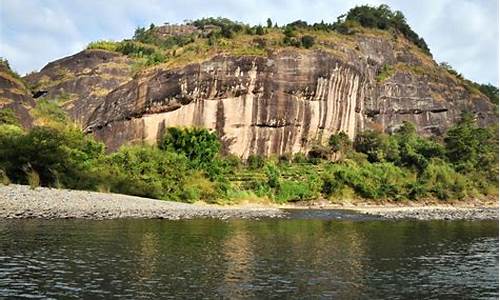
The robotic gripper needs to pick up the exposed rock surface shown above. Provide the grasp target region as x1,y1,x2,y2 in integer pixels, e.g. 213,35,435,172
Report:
355,206,499,221
1,185,496,221
19,31,497,157
25,49,134,125
0,63,35,128
0,184,284,220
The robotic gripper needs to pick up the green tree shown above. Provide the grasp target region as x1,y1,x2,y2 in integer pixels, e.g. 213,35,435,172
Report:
301,35,315,48
445,112,498,182
476,83,499,105
266,18,273,28
255,25,265,35
328,131,351,153
341,4,431,54
393,122,445,171
0,108,20,126
159,127,220,170
354,130,399,163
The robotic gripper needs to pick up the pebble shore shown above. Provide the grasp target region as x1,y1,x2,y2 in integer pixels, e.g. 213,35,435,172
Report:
0,185,497,221
0,185,284,220
355,206,498,220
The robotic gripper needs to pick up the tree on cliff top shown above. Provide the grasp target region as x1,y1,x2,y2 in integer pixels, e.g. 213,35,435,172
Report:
341,4,431,55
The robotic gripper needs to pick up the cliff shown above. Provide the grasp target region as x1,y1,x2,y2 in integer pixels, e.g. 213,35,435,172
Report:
9,19,498,157
0,61,35,128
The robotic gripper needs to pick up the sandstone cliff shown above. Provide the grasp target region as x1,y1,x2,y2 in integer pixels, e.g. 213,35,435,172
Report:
25,49,133,125
0,62,35,128
13,24,498,157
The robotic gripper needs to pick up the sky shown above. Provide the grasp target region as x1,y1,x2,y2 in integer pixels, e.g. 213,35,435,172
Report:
0,0,498,84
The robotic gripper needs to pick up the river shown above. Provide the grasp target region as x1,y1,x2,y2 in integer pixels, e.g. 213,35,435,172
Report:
0,211,498,299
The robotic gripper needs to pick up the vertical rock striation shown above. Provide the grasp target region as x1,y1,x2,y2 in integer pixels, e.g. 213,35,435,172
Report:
18,32,496,157
87,51,367,156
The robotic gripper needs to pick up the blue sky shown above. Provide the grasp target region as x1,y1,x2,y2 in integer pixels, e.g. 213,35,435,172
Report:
0,0,498,84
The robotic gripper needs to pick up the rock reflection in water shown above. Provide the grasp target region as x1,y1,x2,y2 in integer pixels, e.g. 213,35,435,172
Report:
0,216,497,299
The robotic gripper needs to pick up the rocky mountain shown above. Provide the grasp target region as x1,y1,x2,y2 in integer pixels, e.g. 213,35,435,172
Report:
3,10,497,157
0,61,35,128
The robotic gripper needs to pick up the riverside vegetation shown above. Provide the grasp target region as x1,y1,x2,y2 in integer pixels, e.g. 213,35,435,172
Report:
1,4,498,204
0,101,497,204
84,5,498,104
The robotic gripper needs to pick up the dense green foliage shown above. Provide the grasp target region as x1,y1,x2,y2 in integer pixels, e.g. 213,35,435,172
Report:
86,4,434,70
0,109,20,127
476,83,499,105
342,5,431,54
1,107,497,204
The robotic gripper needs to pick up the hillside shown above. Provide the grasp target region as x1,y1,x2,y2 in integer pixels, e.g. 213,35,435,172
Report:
0,5,498,204
9,6,495,157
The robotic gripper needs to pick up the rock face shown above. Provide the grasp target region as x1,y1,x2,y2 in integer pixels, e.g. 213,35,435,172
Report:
87,51,366,155
0,63,35,128
22,32,497,157
25,49,133,125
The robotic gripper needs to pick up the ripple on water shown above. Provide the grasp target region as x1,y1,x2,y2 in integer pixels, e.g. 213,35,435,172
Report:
0,218,498,299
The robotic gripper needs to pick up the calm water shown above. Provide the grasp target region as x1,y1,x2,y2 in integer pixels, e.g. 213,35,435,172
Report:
0,211,498,299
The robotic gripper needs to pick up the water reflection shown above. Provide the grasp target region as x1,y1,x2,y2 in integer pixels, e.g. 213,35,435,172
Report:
0,216,497,299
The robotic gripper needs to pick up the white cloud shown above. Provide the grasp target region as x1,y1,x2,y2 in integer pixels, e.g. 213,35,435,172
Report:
0,0,497,84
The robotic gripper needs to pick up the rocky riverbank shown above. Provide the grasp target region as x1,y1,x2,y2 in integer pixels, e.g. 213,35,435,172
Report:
0,185,284,220
0,185,497,220
354,206,499,221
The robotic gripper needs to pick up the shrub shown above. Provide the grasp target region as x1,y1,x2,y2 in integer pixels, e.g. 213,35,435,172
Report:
292,152,308,163
0,169,10,185
475,83,498,105
181,171,218,202
323,160,411,200
393,122,445,171
308,144,331,162
376,64,395,82
87,40,120,52
159,127,220,170
0,108,20,126
328,131,351,153
255,25,265,35
301,35,315,48
31,99,67,125
418,158,472,200
264,163,280,188
341,4,431,55
103,145,192,200
275,180,314,202
26,168,40,189
354,130,399,163
247,154,265,169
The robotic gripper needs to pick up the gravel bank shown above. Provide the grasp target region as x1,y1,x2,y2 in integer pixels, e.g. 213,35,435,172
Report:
0,185,284,220
354,206,498,220
0,185,497,221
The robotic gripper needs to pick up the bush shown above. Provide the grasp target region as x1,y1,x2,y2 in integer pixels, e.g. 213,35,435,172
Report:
275,180,314,202
354,130,399,163
328,131,351,153
0,169,9,185
31,99,67,125
308,144,331,162
159,127,220,171
87,40,120,52
292,152,308,163
247,154,265,169
102,145,191,200
418,159,472,200
341,4,431,55
475,83,498,105
301,35,315,48
0,109,20,126
393,122,445,171
255,25,265,35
